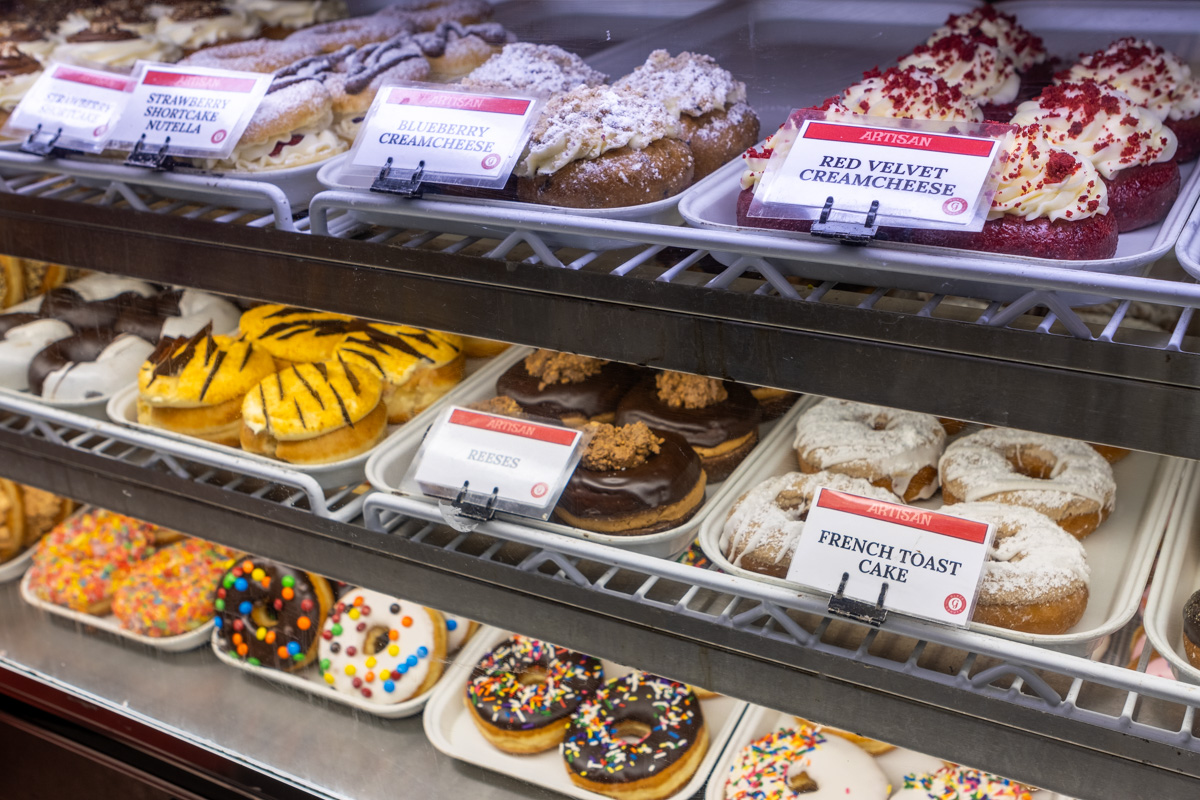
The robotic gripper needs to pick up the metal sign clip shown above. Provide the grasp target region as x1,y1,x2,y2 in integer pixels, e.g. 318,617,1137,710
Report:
371,157,425,197
20,124,67,158
125,134,176,171
451,480,499,522
809,196,880,244
826,571,889,627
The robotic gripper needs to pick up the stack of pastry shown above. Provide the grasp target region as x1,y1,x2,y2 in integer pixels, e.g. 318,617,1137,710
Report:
0,482,73,565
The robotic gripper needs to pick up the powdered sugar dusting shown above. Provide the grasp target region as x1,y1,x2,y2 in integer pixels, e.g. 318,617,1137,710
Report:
614,49,746,119
242,79,331,143
461,42,606,95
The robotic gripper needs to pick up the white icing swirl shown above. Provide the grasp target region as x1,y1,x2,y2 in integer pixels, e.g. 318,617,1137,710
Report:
830,66,983,122
516,85,679,177
155,8,261,50
614,49,746,119
931,7,1046,72
51,36,181,69
1063,38,1198,122
988,125,1108,221
1011,82,1176,179
899,34,1019,105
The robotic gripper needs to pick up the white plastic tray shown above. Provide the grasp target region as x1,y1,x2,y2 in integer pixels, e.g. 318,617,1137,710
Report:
698,418,1183,656
20,570,215,653
679,155,1200,305
1141,462,1200,685
106,353,508,491
423,625,748,800
314,153,685,252
365,347,810,559
707,705,1072,800
0,544,34,583
211,627,442,719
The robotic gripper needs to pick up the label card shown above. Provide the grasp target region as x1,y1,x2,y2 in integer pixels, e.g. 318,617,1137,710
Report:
105,62,271,159
402,406,585,521
750,113,1007,232
786,489,995,627
3,65,134,154
340,82,543,190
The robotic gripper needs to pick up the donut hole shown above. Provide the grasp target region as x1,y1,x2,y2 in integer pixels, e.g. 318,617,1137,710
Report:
613,719,653,745
517,665,550,686
786,769,819,794
1005,447,1056,480
870,415,890,432
251,603,279,629
364,625,391,656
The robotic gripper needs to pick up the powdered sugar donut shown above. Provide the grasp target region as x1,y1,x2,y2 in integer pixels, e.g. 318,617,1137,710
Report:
723,725,891,800
939,427,1115,538
319,588,447,704
720,471,902,578
940,502,1090,634
793,399,946,502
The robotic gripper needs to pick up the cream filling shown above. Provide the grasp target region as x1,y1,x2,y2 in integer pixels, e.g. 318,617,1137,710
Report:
52,36,181,69
11,39,55,65
0,70,41,111
332,113,363,144
205,126,346,172
1011,87,1177,179
988,128,1108,222
155,10,261,50
236,0,346,28
899,42,1019,105
57,13,156,39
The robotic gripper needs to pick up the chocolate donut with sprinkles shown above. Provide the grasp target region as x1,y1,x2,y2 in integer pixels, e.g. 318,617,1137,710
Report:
318,588,447,704
215,558,333,672
465,635,604,754
562,673,708,800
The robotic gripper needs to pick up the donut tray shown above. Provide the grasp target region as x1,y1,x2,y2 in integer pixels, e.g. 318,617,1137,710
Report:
106,352,513,492
696,416,1184,657
707,705,1074,800
1140,466,1200,686
210,623,471,720
19,570,215,653
422,625,749,800
364,346,813,559
1174,188,1200,281
0,544,34,583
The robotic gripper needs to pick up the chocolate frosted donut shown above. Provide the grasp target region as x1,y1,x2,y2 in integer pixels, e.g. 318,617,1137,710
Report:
29,329,153,400
1184,591,1200,669
496,350,640,426
556,424,706,535
615,373,760,481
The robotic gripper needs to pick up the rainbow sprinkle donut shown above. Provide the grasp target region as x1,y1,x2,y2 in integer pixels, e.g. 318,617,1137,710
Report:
891,766,1034,799
111,538,237,637
723,725,890,800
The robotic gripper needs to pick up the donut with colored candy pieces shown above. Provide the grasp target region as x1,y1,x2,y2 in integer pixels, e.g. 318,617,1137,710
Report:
318,588,447,704
562,673,708,800
723,725,891,800
441,611,478,652
111,538,238,637
465,635,604,754
676,538,712,569
214,558,333,672
891,766,1034,799
26,510,160,615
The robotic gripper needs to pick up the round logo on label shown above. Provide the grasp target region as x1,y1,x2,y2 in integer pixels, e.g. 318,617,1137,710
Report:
211,129,227,144
530,482,549,499
944,593,967,615
481,153,501,170
942,197,968,216
93,124,108,138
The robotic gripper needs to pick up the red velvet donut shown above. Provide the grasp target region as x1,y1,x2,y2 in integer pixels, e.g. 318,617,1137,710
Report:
1104,160,1181,232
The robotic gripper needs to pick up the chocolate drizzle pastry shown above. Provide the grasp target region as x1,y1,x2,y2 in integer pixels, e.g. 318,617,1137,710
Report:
341,32,427,94
411,20,510,57
0,42,38,75
166,0,232,22
269,44,354,93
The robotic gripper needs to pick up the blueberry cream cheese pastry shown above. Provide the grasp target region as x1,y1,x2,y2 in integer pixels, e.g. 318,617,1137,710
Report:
554,421,706,535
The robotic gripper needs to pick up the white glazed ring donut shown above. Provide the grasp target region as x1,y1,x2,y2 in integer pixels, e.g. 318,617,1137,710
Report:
723,725,891,800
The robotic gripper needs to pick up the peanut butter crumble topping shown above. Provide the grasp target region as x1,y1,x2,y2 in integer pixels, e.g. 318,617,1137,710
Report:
524,349,606,389
468,396,525,417
655,372,728,409
581,421,662,471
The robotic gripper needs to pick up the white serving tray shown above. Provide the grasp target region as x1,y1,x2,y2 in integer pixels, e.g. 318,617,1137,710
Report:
314,153,685,251
20,570,214,653
707,704,1072,800
365,347,811,559
106,353,510,491
679,155,1200,306
0,544,34,583
1140,462,1200,685
698,417,1183,656
211,627,442,719
423,625,748,800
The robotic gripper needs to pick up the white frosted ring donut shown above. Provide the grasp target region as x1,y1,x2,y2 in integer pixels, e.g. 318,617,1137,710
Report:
793,399,946,502
723,724,891,800
939,501,1090,634
938,427,1115,538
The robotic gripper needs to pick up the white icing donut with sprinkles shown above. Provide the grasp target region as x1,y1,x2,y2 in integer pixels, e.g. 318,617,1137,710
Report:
723,725,891,800
891,766,1034,799
318,588,447,704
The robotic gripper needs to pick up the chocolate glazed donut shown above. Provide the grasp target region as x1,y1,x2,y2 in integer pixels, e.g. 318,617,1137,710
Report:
39,288,148,331
497,360,641,423
556,431,704,534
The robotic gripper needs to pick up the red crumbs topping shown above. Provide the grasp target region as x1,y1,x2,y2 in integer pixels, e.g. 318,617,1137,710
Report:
1045,150,1080,183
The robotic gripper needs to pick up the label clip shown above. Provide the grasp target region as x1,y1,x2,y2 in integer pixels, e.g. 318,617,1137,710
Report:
809,196,880,244
20,124,67,158
125,134,176,171
450,480,499,522
371,157,425,197
826,571,889,627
